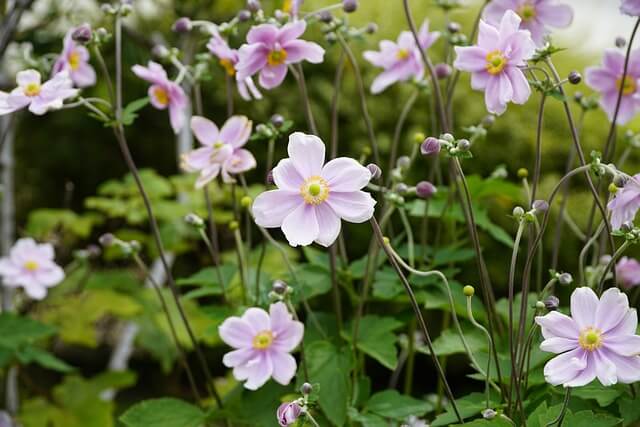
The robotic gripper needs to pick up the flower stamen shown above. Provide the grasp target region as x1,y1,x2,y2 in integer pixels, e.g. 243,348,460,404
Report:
23,260,39,271
300,176,330,205
517,3,537,21
219,58,236,76
153,87,170,106
23,83,41,97
268,49,288,66
617,75,637,96
578,327,603,351
396,49,410,60
253,330,274,349
69,50,81,71
485,50,507,75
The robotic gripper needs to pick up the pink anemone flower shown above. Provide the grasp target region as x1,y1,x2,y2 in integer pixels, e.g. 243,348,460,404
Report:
607,173,640,230
181,115,256,187
622,0,640,16
0,238,65,300
52,26,96,88
0,70,77,116
363,20,440,94
536,287,640,387
616,257,640,288
252,132,376,247
219,302,304,390
236,20,325,90
453,10,536,115
131,61,188,134
483,0,573,47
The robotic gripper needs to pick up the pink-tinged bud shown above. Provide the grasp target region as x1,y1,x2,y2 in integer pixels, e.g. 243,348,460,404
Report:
420,137,441,156
71,23,93,44
266,169,274,185
434,63,452,79
172,17,192,33
367,163,382,180
247,0,261,12
237,9,251,22
99,233,115,247
342,0,358,13
532,199,549,213
277,402,302,426
416,181,437,199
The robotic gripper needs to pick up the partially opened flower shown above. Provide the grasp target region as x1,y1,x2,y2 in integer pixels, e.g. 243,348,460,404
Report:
253,132,376,247
0,238,65,300
536,287,640,387
52,26,96,88
621,0,640,16
363,20,440,94
585,49,640,124
277,401,302,426
181,115,256,187
236,21,325,90
0,70,78,116
219,302,304,390
483,0,573,46
207,29,262,101
607,173,640,229
131,61,187,134
616,257,640,288
453,10,536,115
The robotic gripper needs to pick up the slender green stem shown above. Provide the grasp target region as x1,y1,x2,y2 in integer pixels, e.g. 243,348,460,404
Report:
508,221,526,413
598,241,631,293
579,222,605,286
545,388,571,427
398,208,415,268
466,294,492,409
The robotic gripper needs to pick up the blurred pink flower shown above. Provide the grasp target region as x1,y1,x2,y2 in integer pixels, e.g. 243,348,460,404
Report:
621,0,640,16
181,115,256,187
253,132,376,247
131,61,187,134
236,21,325,89
0,70,77,116
52,27,96,88
607,173,640,230
219,302,304,390
483,0,573,47
454,10,535,115
585,49,640,124
0,238,64,300
277,401,302,426
616,257,640,288
536,287,640,387
363,20,440,94
207,29,262,101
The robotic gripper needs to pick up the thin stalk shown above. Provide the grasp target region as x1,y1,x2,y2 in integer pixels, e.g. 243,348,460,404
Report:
387,90,419,184
466,295,493,409
330,52,346,159
507,222,526,413
579,222,605,286
290,64,318,135
203,188,226,292
403,319,416,395
545,388,571,427
329,243,343,334
598,240,631,293
398,208,415,267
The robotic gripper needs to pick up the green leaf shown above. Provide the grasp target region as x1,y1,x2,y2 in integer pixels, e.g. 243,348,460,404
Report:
454,416,515,426
432,392,499,426
176,265,236,291
305,341,352,426
0,313,56,349
431,325,488,356
365,390,432,419
16,346,74,372
295,264,332,300
570,383,624,407
619,395,640,427
348,408,387,427
120,398,206,427
121,97,150,126
564,411,622,427
342,315,402,370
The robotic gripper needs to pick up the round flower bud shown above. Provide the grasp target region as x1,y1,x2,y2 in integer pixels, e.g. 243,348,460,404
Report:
184,213,205,227
247,0,261,12
95,27,109,40
613,174,629,188
325,32,337,44
361,146,372,156
441,133,455,143
463,285,475,297
270,114,285,128
621,221,635,232
558,272,573,285
382,236,390,246
229,220,239,231
600,255,613,265
568,71,582,85
129,240,141,253
447,22,461,33
366,23,378,34
512,206,525,218
544,295,560,311
535,300,546,310
608,183,619,194
434,63,452,79
86,244,102,258
274,10,286,21
152,44,170,59
396,156,411,170
301,382,313,395
413,132,426,144
457,139,470,151
72,23,93,44
416,181,437,199
367,163,382,180
241,196,253,208
573,91,583,102
532,199,549,213
616,36,627,48
272,280,288,294
172,17,192,33
482,409,497,420
99,233,115,247
517,168,528,178
481,114,496,128
342,0,358,13
266,170,275,185
319,11,333,23
237,9,251,22
396,183,409,194
524,211,536,223
277,402,302,426
420,137,441,156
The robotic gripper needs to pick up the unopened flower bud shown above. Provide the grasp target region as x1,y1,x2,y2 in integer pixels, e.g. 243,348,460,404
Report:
366,23,378,34
237,9,251,22
247,0,261,12
616,36,627,48
129,240,141,253
72,23,92,44
558,272,573,285
447,22,461,33
185,213,204,227
319,11,333,23
532,199,549,213
172,17,192,33
512,206,525,218
482,409,497,420
621,221,635,232
367,163,382,180
266,170,274,185
382,236,390,246
274,9,286,20
241,196,253,208
517,168,528,178
396,183,409,194
229,220,239,231
152,44,170,59
524,211,536,223
573,91,583,102
396,156,411,170
86,244,102,258
342,0,358,13
416,181,437,199
609,183,619,194
441,133,455,143
457,139,470,151
544,295,560,311
535,300,545,310
463,285,475,297
96,27,109,40
568,71,582,85
270,114,285,128
413,132,426,144
421,137,441,156
272,280,288,294
325,32,337,44
301,382,313,394
613,174,628,188
277,402,302,426
99,233,115,247
435,63,452,79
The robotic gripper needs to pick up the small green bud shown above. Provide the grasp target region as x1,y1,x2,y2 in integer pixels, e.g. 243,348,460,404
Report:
229,220,239,231
413,132,426,144
241,196,253,208
517,168,529,178
463,285,475,297
608,183,619,194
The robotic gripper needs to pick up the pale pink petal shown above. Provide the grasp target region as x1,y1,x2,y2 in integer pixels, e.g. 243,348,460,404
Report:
506,67,531,104
181,147,213,172
287,132,325,177
608,308,638,336
223,149,256,175
219,317,256,348
327,191,376,223
471,71,491,90
253,190,303,228
498,10,523,44
543,347,588,386
540,337,578,353
242,307,272,333
603,335,640,357
454,46,489,72
564,352,597,387
236,44,269,80
283,40,325,64
191,116,220,146
314,203,341,247
277,20,307,43
272,158,306,192
223,347,257,367
72,63,96,88
23,283,47,300
269,351,297,385
535,311,580,340
477,20,500,50
592,350,618,386
220,116,252,147
238,353,273,390
196,164,221,188
596,287,630,333
168,102,185,134
537,3,573,28
485,75,508,115
585,67,617,93
34,266,64,287
247,24,279,45
604,352,640,383
571,287,599,329
16,69,41,87
281,203,319,247
321,157,371,192
259,64,288,89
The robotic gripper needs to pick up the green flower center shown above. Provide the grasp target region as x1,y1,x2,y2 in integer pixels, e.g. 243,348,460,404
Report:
219,58,236,76
69,50,81,70
485,50,507,75
24,82,41,97
518,3,537,21
268,49,288,66
253,330,274,349
300,176,330,205
578,327,603,352
24,260,39,271
617,75,637,96
396,48,410,60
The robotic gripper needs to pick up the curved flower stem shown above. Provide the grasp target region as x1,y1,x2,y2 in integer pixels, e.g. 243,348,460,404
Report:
132,253,201,402
578,221,605,286
289,64,318,135
197,227,227,302
387,90,419,184
92,46,115,104
598,240,631,293
336,33,380,165
233,226,249,304
329,243,343,334
398,207,415,267
302,3,343,19
545,388,571,427
369,217,462,423
388,246,501,393
531,95,547,201
330,52,346,159
507,221,526,412
466,294,493,409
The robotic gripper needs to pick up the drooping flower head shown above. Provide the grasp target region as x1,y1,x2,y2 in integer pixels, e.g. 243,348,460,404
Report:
483,0,573,47
621,0,640,16
277,401,302,426
131,61,187,134
607,173,640,230
252,133,376,247
207,29,262,101
0,238,65,300
454,10,535,115
363,20,440,94
236,21,325,90
52,26,96,88
585,49,640,125
536,287,640,387
218,302,304,390
0,70,78,116
181,115,256,187
616,257,640,288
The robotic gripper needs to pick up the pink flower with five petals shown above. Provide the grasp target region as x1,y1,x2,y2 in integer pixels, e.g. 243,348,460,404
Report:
52,26,97,88
0,70,78,116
